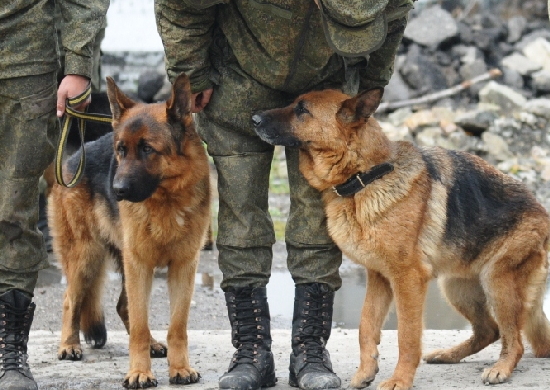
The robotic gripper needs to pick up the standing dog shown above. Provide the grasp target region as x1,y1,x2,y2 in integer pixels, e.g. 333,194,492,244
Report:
253,88,550,390
48,73,211,388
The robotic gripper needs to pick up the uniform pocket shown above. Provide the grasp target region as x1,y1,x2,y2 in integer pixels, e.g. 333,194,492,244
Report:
3,83,58,178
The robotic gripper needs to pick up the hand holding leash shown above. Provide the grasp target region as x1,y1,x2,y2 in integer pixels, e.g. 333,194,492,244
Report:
57,75,92,117
55,82,112,188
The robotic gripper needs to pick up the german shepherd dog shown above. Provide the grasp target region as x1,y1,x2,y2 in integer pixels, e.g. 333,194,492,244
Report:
253,88,550,390
48,73,211,388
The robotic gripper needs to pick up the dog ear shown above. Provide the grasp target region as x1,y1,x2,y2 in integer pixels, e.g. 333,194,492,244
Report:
337,87,384,124
166,73,192,124
106,76,136,122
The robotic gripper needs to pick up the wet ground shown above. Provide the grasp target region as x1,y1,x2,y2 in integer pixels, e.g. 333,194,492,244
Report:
33,241,550,333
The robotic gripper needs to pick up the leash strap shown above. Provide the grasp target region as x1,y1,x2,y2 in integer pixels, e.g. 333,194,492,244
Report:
54,83,112,188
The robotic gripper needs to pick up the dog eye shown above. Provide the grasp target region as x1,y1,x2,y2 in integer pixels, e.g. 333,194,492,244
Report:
116,145,126,157
142,145,154,154
294,101,310,116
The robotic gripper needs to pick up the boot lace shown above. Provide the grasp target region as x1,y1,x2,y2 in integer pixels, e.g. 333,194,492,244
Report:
0,303,31,373
230,292,265,365
297,292,329,364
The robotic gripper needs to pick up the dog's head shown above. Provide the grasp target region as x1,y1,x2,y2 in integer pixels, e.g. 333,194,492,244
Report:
106,73,194,202
253,88,390,190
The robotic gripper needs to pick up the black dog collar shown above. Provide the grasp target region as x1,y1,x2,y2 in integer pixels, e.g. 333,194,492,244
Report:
332,162,394,197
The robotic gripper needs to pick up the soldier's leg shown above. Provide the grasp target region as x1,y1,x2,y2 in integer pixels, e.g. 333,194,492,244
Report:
285,147,343,390
0,72,58,390
196,61,292,390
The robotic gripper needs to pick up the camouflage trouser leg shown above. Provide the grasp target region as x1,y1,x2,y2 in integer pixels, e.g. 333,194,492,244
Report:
196,64,342,291
0,73,58,295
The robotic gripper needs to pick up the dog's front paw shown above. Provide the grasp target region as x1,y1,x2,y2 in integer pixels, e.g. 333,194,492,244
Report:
481,366,511,385
123,370,158,389
377,377,412,390
423,348,461,364
351,362,379,388
169,366,201,385
57,344,83,360
149,341,167,358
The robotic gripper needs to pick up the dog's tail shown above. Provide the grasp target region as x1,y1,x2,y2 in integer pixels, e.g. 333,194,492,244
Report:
523,246,550,358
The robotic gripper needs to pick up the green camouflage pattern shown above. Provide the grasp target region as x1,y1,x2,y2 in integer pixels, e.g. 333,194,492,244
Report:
155,0,411,93
0,0,108,294
319,0,413,57
0,0,109,80
156,0,412,290
0,73,58,295
195,58,342,291
54,2,107,92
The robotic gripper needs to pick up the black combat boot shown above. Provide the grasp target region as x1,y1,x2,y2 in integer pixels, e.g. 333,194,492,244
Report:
0,290,38,390
219,287,277,390
289,283,341,390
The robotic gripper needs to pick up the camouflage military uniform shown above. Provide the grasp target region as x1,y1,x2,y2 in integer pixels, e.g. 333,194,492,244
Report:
0,0,109,295
156,0,413,291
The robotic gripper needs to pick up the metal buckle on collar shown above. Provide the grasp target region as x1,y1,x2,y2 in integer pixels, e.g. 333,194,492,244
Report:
355,173,366,188
332,186,342,197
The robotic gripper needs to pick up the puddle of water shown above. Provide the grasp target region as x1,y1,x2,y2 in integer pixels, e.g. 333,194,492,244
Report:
39,262,550,330
195,269,550,330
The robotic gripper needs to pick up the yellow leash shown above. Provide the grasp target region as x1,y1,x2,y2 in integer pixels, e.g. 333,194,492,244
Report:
54,84,112,188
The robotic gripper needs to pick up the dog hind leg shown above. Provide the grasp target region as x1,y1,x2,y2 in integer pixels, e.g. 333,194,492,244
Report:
424,276,499,364
58,241,107,360
522,248,550,358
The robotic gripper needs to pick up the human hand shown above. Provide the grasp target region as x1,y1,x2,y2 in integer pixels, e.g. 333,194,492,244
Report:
191,89,214,113
57,74,91,117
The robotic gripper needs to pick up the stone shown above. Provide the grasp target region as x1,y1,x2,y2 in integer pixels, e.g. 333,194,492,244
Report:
501,53,542,76
479,81,527,112
404,6,458,47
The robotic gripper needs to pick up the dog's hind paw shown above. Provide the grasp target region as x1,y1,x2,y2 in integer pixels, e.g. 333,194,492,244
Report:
169,368,201,385
57,345,83,360
423,348,461,364
123,371,158,389
150,341,167,358
84,322,107,349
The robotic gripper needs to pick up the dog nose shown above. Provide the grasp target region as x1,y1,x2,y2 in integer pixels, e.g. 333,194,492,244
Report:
113,181,130,200
251,114,263,127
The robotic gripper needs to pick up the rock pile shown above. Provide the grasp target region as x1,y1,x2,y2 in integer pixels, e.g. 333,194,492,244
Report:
375,1,550,211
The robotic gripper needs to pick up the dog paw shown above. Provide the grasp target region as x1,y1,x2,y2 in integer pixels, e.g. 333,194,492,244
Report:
377,377,412,390
350,364,379,388
123,370,158,389
149,341,167,358
57,345,83,360
169,367,201,384
481,366,511,385
423,349,461,364
84,322,107,349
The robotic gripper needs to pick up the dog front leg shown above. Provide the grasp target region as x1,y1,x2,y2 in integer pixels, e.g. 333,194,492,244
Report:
123,256,157,389
351,270,393,388
166,254,201,384
117,284,167,358
377,268,428,390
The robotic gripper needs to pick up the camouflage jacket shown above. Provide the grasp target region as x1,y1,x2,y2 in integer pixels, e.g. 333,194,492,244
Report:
155,0,413,94
0,0,109,79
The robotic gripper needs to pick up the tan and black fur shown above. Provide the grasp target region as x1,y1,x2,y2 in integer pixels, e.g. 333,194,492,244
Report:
253,88,550,390
48,73,211,388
